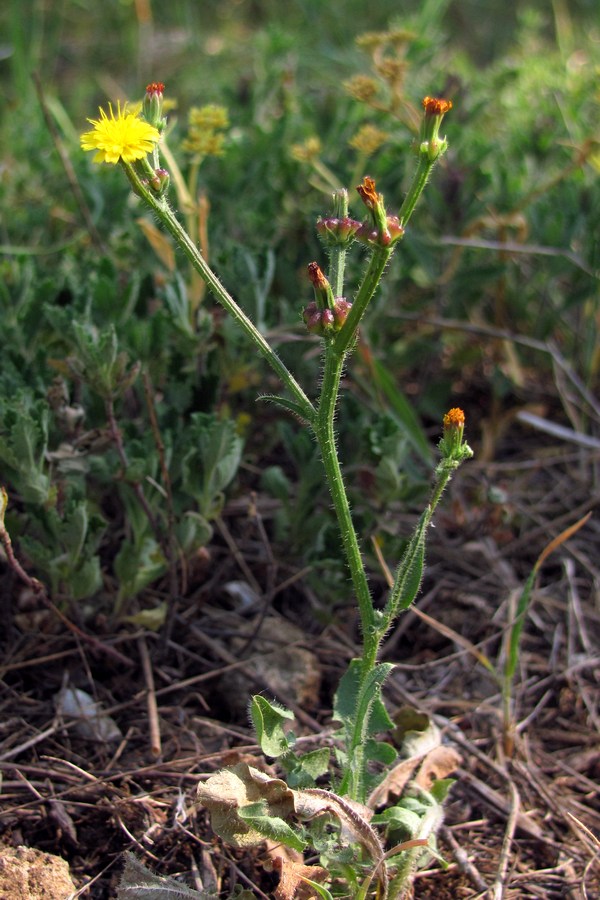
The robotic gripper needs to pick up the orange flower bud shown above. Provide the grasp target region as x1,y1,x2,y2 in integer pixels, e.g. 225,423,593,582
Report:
443,407,465,430
422,96,452,116
356,175,380,210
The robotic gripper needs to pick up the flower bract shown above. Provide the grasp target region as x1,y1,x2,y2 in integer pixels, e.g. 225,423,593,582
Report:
81,102,160,165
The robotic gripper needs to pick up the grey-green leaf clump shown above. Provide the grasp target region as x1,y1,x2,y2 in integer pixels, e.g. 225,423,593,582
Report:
117,851,222,898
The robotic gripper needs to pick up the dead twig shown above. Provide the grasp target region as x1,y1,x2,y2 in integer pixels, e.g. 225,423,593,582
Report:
491,778,520,900
440,823,490,895
137,635,162,758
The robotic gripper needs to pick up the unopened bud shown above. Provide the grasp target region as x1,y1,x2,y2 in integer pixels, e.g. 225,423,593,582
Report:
316,216,362,247
438,407,473,463
307,261,335,309
302,301,322,334
419,96,452,163
321,309,335,331
143,82,165,129
332,298,352,329
303,298,352,336
355,215,405,247
149,167,170,195
356,176,399,245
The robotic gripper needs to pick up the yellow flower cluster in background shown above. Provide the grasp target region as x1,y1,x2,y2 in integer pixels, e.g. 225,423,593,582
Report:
348,124,389,155
181,104,230,157
290,136,322,163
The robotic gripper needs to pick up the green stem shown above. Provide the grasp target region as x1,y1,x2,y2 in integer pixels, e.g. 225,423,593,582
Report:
333,246,393,357
122,162,315,423
315,348,376,655
329,247,346,298
398,157,435,227
383,458,458,629
328,189,350,298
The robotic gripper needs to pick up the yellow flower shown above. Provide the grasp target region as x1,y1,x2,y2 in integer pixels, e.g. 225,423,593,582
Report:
349,124,389,155
343,74,379,103
290,136,321,163
80,102,160,165
182,105,230,157
188,104,229,131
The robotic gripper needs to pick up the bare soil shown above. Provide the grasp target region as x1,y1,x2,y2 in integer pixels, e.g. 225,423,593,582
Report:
1,430,598,898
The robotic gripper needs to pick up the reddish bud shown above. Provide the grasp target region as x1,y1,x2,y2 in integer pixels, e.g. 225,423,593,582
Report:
303,301,323,334
303,299,352,336
332,298,352,328
316,216,361,247
321,309,335,330
149,167,170,195
355,215,404,247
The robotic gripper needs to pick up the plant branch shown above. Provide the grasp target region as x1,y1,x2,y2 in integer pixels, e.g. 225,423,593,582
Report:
121,163,316,424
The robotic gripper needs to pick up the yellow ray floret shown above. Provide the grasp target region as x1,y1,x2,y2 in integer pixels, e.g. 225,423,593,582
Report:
81,102,160,165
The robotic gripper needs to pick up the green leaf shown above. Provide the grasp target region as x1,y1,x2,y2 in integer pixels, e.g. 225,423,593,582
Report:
388,510,428,615
374,805,422,839
300,881,334,900
505,568,536,683
181,414,243,519
0,402,50,504
333,658,361,724
430,778,455,803
115,535,166,603
238,802,306,852
69,556,102,601
63,502,88,567
370,358,433,466
364,739,397,766
250,695,294,758
282,747,331,788
118,852,215,898
334,660,395,800
259,394,313,425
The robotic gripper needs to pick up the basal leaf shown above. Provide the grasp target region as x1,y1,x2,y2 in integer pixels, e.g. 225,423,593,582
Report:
251,695,294,758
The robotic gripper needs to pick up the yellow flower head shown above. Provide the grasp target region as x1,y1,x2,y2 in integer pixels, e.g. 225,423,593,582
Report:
80,102,160,165
290,136,322,163
349,124,389,155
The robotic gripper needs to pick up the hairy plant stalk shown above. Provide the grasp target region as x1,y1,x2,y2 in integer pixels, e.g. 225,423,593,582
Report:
121,161,316,424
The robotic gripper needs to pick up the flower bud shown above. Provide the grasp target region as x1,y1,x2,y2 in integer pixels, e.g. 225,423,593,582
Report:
356,175,381,212
143,82,165,129
302,301,323,334
316,216,362,248
307,261,336,309
302,298,352,336
332,298,352,329
419,96,452,163
438,407,473,463
355,215,405,247
321,309,335,331
149,167,170,195
356,176,403,246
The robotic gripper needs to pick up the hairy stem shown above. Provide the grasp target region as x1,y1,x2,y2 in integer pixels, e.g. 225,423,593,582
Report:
121,162,316,424
315,349,376,656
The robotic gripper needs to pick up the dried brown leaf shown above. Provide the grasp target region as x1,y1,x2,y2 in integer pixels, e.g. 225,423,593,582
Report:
197,763,295,848
414,746,461,791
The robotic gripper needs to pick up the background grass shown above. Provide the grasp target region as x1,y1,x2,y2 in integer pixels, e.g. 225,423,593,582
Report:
0,0,599,611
